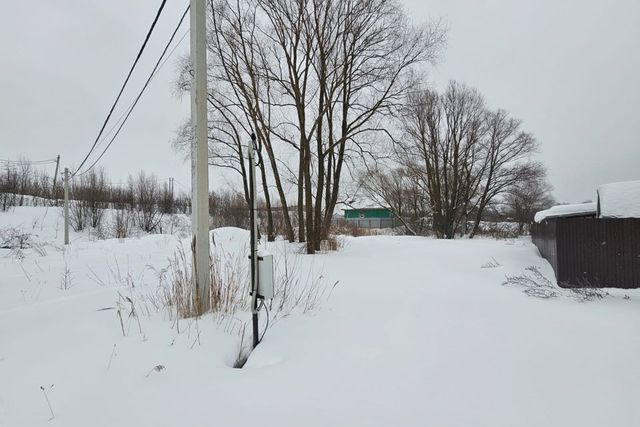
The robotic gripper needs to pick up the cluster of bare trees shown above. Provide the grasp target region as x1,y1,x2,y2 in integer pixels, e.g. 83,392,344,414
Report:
0,156,286,237
175,0,445,253
69,168,109,231
361,81,553,238
0,162,61,210
68,170,182,234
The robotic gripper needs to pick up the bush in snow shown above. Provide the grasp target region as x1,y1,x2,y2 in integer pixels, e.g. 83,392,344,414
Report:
130,172,163,233
112,207,133,239
0,227,32,250
69,168,109,232
503,266,558,299
567,287,609,302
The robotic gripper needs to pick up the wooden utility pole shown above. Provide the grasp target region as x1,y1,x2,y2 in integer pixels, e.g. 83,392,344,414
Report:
63,167,69,245
190,0,210,314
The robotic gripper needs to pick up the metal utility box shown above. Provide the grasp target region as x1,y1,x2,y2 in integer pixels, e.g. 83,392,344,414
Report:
257,253,274,299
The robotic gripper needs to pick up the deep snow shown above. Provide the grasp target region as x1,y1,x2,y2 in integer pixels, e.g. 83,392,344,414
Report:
1,206,639,427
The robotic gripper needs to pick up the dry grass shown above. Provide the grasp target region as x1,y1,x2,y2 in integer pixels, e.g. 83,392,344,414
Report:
504,266,611,302
331,221,374,237
271,246,338,320
151,244,248,320
148,240,337,325
503,266,558,299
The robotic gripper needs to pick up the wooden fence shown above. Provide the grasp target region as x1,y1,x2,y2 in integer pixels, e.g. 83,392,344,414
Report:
531,218,640,288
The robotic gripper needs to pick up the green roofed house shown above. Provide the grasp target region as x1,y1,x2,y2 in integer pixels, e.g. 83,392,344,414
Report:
343,207,397,229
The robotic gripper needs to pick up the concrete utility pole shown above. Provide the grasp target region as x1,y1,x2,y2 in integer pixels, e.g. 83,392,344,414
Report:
52,155,60,200
190,0,210,313
63,167,69,245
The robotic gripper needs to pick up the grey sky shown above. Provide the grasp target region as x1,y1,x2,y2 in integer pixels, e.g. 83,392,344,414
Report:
1,0,638,202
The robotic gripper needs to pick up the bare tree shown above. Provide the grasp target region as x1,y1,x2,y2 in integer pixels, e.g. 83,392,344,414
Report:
504,167,554,234
468,109,538,237
181,0,445,252
398,81,543,238
357,166,430,235
399,82,485,238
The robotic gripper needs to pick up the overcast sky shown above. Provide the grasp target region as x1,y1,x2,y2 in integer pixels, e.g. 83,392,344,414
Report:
1,0,638,202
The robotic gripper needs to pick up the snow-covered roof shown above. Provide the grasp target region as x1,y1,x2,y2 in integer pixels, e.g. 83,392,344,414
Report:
597,180,640,219
534,202,597,223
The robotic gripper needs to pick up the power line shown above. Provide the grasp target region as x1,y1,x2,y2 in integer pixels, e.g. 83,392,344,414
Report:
73,0,168,176
96,29,189,152
75,5,190,177
0,158,58,165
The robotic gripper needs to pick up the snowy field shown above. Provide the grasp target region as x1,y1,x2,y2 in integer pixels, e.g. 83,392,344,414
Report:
1,206,639,426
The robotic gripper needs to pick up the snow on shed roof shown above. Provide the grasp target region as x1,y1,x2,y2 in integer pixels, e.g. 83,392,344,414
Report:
597,180,640,218
534,202,597,223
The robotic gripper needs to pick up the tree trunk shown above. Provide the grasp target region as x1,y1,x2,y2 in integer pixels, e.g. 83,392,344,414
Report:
297,144,305,243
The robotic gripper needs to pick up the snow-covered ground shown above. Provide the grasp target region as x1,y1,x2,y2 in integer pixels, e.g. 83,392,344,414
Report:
1,206,639,426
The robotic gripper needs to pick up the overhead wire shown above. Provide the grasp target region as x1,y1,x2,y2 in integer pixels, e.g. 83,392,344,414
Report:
72,0,168,176
0,158,58,165
74,4,190,178
96,29,189,150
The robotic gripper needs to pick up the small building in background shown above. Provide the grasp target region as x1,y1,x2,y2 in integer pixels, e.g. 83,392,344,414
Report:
531,181,640,289
343,207,398,229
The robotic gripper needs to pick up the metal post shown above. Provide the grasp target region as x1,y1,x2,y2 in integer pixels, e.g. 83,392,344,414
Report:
190,0,210,314
63,168,69,245
249,133,260,348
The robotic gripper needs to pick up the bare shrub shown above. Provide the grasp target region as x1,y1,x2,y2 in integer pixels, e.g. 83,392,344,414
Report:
209,190,250,229
112,208,132,239
69,199,88,232
159,181,175,214
0,227,32,250
16,160,32,206
504,266,611,302
567,287,609,302
130,172,163,233
318,235,343,252
332,220,372,237
69,168,109,231
0,191,16,212
486,222,520,239
271,247,337,318
0,164,19,210
503,266,558,299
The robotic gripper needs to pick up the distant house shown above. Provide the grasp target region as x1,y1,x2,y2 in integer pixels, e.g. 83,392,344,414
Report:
531,181,640,289
343,207,398,229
